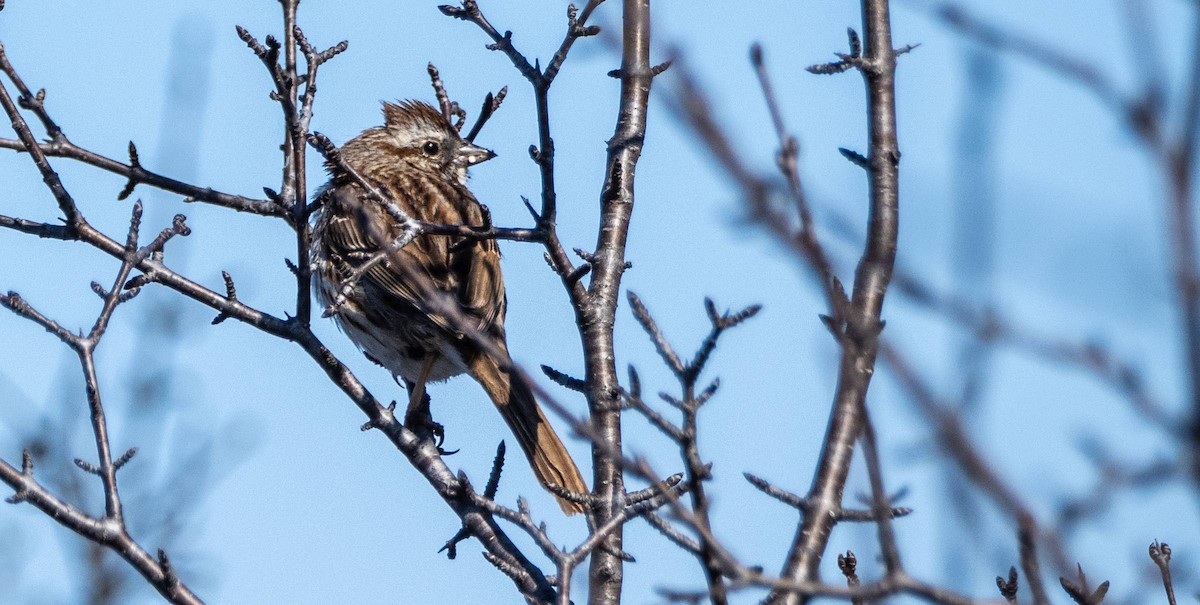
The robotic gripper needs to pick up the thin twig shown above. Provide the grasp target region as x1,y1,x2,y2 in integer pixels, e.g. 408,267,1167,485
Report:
0,42,280,218
1018,513,1051,605
749,43,840,315
1148,541,1176,605
858,413,902,575
440,0,607,308
0,209,204,604
770,1,907,598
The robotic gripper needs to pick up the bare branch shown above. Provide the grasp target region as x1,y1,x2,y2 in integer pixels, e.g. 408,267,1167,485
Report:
0,42,278,218
0,244,205,603
628,291,686,374
464,86,508,143
0,214,74,239
770,0,907,597
1148,541,1177,605
837,551,863,605
858,412,902,575
1018,513,1051,605
1058,564,1108,605
541,365,586,393
0,453,204,604
995,566,1018,603
743,472,910,522
440,0,606,308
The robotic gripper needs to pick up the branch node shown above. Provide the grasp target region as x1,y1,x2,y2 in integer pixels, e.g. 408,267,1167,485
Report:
113,447,138,470
1149,541,1176,605
838,147,870,169
627,291,685,374
996,566,1019,603
520,196,540,222
318,40,349,65
1059,563,1109,605
211,271,239,325
837,551,860,587
573,247,597,263
541,365,586,393
439,527,470,560
5,450,33,503
73,458,101,475
566,262,592,285
157,549,180,592
484,441,506,499
117,141,142,201
360,401,398,432
481,551,533,586
744,472,807,510
90,281,109,300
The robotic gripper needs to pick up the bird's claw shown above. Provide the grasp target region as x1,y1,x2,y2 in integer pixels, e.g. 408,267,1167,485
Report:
404,407,453,454
425,419,459,456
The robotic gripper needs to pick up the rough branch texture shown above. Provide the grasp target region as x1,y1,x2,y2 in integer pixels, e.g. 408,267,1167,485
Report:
767,1,904,601
581,2,654,603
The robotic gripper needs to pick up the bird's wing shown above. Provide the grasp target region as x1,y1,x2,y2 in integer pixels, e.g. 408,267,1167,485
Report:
452,192,508,339
319,182,460,337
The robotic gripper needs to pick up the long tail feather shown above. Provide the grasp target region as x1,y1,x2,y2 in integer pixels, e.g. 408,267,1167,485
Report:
469,354,588,515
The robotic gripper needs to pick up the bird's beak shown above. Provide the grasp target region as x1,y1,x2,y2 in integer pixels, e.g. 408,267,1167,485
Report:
460,142,497,166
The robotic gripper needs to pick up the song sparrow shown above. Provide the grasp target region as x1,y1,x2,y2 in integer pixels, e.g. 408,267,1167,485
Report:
310,100,588,514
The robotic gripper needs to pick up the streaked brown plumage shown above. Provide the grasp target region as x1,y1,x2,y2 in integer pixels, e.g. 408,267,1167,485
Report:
310,100,588,514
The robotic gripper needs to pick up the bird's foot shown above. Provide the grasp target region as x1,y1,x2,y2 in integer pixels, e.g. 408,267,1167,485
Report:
404,407,456,456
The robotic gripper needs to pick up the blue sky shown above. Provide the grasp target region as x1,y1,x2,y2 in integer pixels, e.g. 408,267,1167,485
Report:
0,1,1196,603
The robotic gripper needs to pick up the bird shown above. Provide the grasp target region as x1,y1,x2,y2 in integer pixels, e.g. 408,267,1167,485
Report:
310,100,588,514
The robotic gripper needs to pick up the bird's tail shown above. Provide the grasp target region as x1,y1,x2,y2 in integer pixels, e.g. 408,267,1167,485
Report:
468,353,589,515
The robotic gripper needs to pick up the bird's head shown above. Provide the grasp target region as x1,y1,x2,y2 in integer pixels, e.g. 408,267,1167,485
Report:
366,100,496,185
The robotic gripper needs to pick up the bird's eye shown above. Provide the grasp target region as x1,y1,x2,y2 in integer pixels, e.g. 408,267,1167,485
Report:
422,141,440,156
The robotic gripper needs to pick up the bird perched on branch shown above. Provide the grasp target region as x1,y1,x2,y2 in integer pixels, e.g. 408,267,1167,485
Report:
310,100,588,514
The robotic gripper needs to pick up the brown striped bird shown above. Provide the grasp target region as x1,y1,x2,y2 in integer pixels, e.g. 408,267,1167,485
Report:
310,100,588,514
